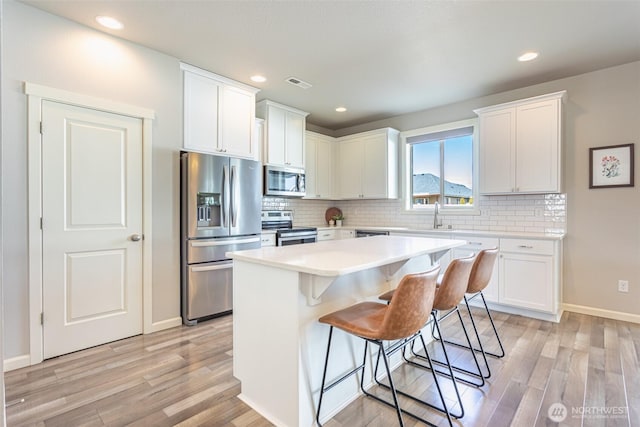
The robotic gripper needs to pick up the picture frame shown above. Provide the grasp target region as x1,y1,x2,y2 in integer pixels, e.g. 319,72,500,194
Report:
589,143,634,189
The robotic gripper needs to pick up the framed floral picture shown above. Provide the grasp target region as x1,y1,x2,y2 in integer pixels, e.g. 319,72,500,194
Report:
589,143,634,188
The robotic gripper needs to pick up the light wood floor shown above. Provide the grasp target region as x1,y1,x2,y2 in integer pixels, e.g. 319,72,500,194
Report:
5,308,640,426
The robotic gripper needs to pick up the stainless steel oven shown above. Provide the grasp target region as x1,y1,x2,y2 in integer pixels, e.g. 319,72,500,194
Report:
261,210,317,246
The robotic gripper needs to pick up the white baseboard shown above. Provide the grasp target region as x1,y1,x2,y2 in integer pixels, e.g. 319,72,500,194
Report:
563,303,640,324
4,354,31,372
147,316,182,333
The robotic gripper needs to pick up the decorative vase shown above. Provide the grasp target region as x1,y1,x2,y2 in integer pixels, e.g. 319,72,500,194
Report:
329,219,335,226
336,220,343,227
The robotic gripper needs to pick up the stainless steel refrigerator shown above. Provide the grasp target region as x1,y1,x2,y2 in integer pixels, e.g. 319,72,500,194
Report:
180,152,262,325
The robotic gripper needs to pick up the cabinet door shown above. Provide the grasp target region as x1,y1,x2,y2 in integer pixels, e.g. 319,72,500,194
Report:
285,111,305,168
183,71,220,153
479,108,515,194
315,137,333,198
220,85,255,159
361,134,389,198
516,99,560,192
266,106,287,165
499,252,553,312
305,133,333,199
304,134,318,198
337,139,363,198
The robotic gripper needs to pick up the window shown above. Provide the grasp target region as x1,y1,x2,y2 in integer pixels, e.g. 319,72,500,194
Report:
404,120,477,210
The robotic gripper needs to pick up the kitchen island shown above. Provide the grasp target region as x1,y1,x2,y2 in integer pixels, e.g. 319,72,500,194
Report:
227,235,465,427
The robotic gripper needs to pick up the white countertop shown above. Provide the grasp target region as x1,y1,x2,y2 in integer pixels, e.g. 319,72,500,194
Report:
311,225,565,240
228,235,466,276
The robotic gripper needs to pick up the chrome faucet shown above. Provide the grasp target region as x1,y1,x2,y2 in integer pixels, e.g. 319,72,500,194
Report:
433,201,442,229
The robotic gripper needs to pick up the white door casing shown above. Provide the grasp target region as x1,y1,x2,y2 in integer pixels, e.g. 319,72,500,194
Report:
26,83,156,366
41,101,143,358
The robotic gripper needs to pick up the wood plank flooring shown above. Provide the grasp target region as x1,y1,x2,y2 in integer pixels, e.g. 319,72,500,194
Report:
5,308,640,426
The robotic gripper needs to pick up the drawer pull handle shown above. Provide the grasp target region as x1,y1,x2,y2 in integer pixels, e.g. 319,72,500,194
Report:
468,241,482,246
518,245,534,249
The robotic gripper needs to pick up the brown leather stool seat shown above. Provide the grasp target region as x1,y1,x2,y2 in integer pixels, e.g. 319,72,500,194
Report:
315,267,453,427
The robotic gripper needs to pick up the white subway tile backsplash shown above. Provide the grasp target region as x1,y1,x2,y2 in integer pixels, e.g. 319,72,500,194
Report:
262,193,567,234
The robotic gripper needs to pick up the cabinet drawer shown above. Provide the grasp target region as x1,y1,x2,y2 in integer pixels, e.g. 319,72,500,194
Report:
456,236,499,251
317,229,337,241
500,238,554,255
260,233,276,247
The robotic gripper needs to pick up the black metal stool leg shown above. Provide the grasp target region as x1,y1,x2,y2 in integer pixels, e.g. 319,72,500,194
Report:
316,326,334,427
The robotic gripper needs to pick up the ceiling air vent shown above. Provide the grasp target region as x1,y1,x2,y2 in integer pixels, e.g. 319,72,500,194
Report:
286,77,312,89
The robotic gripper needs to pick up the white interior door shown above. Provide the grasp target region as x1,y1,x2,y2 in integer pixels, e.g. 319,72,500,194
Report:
42,100,143,359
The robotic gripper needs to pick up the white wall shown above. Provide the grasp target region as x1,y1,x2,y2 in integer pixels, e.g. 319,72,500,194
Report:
2,1,182,361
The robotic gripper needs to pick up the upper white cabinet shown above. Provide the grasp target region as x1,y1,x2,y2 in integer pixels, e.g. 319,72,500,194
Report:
336,128,399,199
475,91,566,194
256,100,309,168
182,63,260,159
304,131,334,199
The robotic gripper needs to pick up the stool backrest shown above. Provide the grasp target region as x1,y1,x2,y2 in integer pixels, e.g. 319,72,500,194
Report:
433,255,475,311
467,248,498,294
378,267,439,340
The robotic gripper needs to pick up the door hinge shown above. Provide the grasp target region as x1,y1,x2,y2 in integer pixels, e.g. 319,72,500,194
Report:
40,312,44,325
40,217,43,230
39,121,43,134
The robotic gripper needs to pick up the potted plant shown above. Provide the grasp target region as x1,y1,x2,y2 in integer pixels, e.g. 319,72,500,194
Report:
331,213,344,227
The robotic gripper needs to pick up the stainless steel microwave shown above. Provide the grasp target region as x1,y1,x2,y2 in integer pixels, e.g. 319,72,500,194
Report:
264,165,306,197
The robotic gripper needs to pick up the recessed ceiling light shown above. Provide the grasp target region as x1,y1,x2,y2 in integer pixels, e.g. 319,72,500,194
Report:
518,51,539,62
335,107,347,113
250,75,267,83
95,15,124,30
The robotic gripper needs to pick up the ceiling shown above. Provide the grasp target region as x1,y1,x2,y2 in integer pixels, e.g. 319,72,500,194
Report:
19,0,640,130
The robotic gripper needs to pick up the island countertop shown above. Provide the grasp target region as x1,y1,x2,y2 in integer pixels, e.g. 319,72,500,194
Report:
227,235,466,276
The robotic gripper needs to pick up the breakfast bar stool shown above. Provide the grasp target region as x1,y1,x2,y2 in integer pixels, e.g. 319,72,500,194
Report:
439,248,504,374
315,267,452,427
378,255,480,419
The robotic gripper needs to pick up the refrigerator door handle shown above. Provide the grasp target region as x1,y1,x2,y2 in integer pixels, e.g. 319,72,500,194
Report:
222,164,229,227
230,164,238,228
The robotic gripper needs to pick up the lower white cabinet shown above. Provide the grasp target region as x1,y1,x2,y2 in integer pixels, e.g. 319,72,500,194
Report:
260,233,276,247
499,238,558,314
339,229,355,239
389,231,562,321
317,229,337,241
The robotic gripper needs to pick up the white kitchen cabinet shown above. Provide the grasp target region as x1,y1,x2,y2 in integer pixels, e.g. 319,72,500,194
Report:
336,128,399,199
256,100,309,168
182,63,260,159
499,238,559,314
260,232,276,247
317,229,337,241
475,91,566,194
338,229,355,239
304,131,334,199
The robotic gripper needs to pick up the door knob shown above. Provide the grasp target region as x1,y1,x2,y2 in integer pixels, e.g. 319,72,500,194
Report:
130,234,143,241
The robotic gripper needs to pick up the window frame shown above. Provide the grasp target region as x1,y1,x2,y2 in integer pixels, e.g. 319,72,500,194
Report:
400,118,480,215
